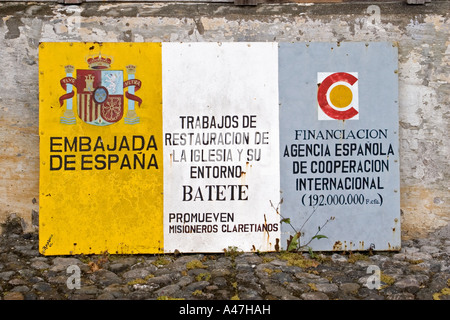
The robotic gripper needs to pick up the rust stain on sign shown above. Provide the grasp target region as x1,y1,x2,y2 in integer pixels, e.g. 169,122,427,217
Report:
333,240,343,251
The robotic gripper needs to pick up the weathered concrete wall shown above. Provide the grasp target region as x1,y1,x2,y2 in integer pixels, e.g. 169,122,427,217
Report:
0,1,448,239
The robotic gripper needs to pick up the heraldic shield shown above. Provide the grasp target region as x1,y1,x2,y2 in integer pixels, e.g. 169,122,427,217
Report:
76,69,124,125
59,53,142,126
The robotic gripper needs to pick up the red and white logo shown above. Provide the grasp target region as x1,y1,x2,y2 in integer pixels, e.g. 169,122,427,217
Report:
317,72,359,121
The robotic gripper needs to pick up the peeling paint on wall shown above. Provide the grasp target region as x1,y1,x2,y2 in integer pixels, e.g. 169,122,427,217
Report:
0,1,449,239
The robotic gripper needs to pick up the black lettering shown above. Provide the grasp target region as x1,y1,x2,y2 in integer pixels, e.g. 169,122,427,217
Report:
108,154,119,169
50,137,62,152
94,154,106,170
165,133,172,146
293,161,307,174
182,185,193,201
120,154,131,169
242,115,257,128
79,137,91,152
119,136,130,151
93,137,105,152
64,137,77,152
64,155,76,170
146,154,158,169
146,135,157,150
50,155,62,170
81,154,92,170
134,153,145,169
254,132,269,145
132,135,145,151
107,136,117,151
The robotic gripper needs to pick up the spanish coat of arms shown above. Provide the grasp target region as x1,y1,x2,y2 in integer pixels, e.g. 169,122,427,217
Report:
59,53,142,126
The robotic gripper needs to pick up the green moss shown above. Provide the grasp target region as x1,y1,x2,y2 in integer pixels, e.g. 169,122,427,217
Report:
407,259,424,265
153,256,171,266
347,253,370,264
229,281,239,300
263,268,281,276
308,283,318,291
379,273,395,288
127,278,147,285
224,246,242,259
192,290,203,296
127,274,154,286
186,259,207,270
315,254,332,264
107,254,127,262
433,287,450,300
262,256,275,263
196,272,211,282
442,288,450,295
157,296,185,300
78,254,91,264
278,252,320,268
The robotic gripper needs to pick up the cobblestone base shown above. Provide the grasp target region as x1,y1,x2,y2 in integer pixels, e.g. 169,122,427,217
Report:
1,215,449,302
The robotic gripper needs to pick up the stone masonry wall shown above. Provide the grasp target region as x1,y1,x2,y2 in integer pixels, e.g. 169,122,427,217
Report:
0,1,448,239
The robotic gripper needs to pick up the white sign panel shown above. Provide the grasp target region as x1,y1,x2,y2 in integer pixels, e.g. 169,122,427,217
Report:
162,43,281,253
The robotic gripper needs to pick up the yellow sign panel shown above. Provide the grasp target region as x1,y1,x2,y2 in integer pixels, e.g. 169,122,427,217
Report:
39,43,163,255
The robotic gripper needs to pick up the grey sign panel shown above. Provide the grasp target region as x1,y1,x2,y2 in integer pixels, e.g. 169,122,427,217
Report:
279,42,400,251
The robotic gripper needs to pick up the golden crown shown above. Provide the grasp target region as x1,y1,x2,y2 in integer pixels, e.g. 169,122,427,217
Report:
126,65,136,74
64,65,75,74
85,53,113,69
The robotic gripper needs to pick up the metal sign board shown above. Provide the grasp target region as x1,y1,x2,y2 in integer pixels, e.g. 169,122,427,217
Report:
39,42,164,255
162,43,281,253
279,42,400,251
39,42,399,255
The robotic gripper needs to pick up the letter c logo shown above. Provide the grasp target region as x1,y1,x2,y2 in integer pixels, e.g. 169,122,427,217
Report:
317,72,359,120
